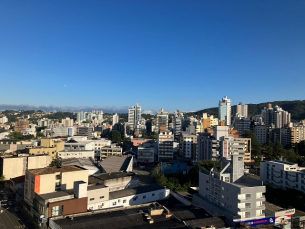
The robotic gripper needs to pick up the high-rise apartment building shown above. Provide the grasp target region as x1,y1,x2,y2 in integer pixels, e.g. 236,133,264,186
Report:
61,117,74,127
156,108,169,132
232,102,248,118
232,114,251,137
112,113,119,126
173,110,183,136
179,133,197,160
261,104,291,128
128,104,142,132
158,130,174,161
218,96,232,126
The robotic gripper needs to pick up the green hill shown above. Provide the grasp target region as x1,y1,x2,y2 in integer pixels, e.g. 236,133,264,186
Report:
187,100,305,121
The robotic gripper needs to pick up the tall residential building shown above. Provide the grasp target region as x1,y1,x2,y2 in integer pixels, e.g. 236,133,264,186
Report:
218,96,232,126
156,108,169,132
61,117,74,127
77,111,86,123
290,124,305,145
261,104,291,128
219,136,245,159
232,102,248,118
112,113,119,126
232,114,251,137
179,133,198,160
158,130,174,161
173,110,184,136
253,125,268,145
197,133,220,161
128,103,142,132
193,153,266,226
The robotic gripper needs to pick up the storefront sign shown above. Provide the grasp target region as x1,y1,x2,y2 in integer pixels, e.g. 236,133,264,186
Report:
236,217,275,227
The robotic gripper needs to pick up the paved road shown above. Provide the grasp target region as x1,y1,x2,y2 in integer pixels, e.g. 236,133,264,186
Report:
0,207,25,229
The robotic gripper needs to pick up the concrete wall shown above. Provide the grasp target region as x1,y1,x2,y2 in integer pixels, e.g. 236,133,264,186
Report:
39,174,56,194
104,176,138,192
1,157,24,180
87,186,110,204
28,155,52,170
61,170,88,190
48,197,88,217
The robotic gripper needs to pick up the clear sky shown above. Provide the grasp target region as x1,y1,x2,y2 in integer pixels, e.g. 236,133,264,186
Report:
1,1,305,112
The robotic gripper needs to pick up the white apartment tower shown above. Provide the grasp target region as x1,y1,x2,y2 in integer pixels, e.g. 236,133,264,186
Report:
112,113,119,126
128,103,142,131
218,96,232,126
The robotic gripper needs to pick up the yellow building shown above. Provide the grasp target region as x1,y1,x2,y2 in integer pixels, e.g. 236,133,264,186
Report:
27,139,64,159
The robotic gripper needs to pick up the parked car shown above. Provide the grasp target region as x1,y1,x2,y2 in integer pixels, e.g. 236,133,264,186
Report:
8,201,14,206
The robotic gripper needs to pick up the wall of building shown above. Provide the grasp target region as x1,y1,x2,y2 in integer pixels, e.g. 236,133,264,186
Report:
39,174,56,194
87,186,110,204
61,170,88,190
48,197,88,217
103,176,138,192
1,157,24,180
27,155,52,170
87,188,170,211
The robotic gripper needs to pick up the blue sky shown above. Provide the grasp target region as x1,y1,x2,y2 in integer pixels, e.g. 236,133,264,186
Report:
1,1,305,112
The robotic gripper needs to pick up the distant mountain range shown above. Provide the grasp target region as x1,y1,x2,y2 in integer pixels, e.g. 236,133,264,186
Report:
187,100,305,121
1,100,305,120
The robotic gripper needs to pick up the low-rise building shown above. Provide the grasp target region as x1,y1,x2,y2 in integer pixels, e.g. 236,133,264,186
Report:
57,150,94,159
260,160,305,193
137,147,154,164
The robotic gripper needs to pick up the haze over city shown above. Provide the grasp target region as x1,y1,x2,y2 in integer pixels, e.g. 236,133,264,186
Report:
1,1,305,112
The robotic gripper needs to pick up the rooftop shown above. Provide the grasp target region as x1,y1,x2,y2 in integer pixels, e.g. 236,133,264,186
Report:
271,160,296,166
88,172,135,185
39,190,73,201
109,184,164,200
51,204,187,229
28,165,85,175
100,156,132,173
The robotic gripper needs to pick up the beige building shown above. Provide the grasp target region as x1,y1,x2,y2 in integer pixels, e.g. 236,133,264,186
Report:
290,125,305,145
26,139,65,159
202,113,219,131
236,138,251,163
0,155,51,180
24,166,88,206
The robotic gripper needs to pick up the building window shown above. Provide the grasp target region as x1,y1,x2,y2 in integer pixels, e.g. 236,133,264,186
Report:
143,195,146,199
152,193,155,196
51,205,63,217
56,175,61,180
100,196,104,199
113,202,116,206
123,199,126,203
90,198,94,201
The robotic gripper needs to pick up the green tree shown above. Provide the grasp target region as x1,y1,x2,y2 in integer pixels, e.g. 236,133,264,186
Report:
243,130,262,157
36,132,45,137
9,131,23,139
0,175,5,181
109,130,122,142
150,132,158,139
49,156,62,167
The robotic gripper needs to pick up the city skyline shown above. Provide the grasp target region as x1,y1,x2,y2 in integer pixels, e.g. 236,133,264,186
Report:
1,1,305,111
